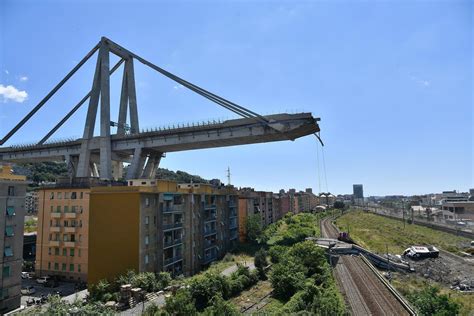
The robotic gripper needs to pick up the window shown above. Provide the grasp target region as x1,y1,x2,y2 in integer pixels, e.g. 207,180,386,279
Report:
56,206,61,213
62,248,67,256
50,206,54,213
79,220,83,227
69,264,74,272
48,248,52,255
78,264,81,272
5,226,14,237
55,248,59,255
64,206,69,213
62,263,66,271
8,186,15,196
71,234,76,242
64,220,69,227
173,195,182,205
145,254,149,264
71,192,77,199
54,262,59,270
63,234,68,242
141,181,147,185
48,262,51,270
3,265,11,277
72,206,77,213
79,206,83,214
50,192,54,199
57,192,62,200
78,249,81,257
145,198,150,207
4,246,13,257
6,206,15,216
64,192,70,199
145,235,149,245
145,216,149,225
80,192,83,199
70,249,75,257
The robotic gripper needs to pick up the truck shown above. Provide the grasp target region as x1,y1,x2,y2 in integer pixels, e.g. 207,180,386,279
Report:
403,245,439,259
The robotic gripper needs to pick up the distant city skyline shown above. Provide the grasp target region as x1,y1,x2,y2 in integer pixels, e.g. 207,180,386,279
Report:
1,1,472,196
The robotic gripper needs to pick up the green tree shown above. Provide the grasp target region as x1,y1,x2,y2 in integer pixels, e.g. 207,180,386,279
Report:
288,241,326,278
201,294,240,316
254,249,268,279
164,288,197,316
89,279,111,302
270,258,306,300
408,286,460,316
188,272,230,311
246,214,263,243
333,201,345,209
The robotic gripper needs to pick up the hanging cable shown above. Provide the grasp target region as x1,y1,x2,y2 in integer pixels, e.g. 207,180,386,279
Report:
316,138,322,194
321,144,329,193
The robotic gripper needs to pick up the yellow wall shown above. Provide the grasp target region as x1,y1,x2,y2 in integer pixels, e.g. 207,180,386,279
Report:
88,190,140,286
0,164,26,181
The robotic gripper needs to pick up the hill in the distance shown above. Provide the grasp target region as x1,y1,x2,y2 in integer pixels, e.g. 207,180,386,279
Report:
13,162,221,186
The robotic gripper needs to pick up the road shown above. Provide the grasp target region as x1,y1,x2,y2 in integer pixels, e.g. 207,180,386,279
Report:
321,216,412,316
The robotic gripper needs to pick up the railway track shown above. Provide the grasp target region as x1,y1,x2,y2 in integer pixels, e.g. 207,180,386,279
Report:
321,216,415,315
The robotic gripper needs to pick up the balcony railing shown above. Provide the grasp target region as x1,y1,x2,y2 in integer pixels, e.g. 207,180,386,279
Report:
203,253,218,264
50,226,61,232
164,254,183,266
229,222,238,229
63,241,76,247
163,205,183,213
204,240,217,249
204,228,217,236
164,238,182,248
51,212,61,218
64,227,77,233
49,240,60,247
64,212,77,219
204,204,216,210
163,222,183,230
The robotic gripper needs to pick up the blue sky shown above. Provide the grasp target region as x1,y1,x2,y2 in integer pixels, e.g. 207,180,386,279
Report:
0,0,472,196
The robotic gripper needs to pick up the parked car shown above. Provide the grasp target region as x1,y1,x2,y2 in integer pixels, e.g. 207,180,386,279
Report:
36,276,50,284
21,286,36,295
21,272,30,279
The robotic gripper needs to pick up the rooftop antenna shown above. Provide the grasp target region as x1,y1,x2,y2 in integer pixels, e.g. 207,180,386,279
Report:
226,166,231,186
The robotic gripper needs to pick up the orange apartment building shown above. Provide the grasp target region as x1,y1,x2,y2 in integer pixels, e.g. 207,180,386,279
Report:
36,185,90,282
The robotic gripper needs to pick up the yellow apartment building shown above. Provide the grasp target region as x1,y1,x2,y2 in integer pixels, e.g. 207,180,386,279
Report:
36,186,90,282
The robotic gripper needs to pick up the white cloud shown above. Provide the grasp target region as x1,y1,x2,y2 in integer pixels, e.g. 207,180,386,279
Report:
173,84,184,90
0,84,28,103
19,76,28,82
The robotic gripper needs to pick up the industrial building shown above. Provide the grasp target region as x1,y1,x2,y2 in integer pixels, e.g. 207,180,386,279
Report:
0,165,27,313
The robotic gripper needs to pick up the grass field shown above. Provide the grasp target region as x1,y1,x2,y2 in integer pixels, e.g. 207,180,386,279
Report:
335,210,471,255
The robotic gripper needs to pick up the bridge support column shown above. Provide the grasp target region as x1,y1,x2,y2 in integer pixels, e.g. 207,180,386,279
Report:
112,161,123,180
141,153,162,179
76,141,92,178
126,147,147,180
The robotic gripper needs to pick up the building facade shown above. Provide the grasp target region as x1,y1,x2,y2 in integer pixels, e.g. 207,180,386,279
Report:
0,165,27,313
35,185,90,282
88,181,238,286
353,184,364,200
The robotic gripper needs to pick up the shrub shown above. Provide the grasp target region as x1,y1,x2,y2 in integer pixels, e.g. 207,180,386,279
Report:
254,249,268,279
188,272,230,311
201,294,240,316
270,258,306,300
407,286,460,316
164,288,197,315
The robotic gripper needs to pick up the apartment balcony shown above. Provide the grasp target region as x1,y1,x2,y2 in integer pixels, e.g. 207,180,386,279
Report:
203,253,218,264
163,238,183,249
64,212,77,219
49,240,60,247
64,227,77,233
163,222,183,231
163,205,183,213
50,226,61,232
51,212,61,218
204,240,217,249
230,233,238,241
63,241,76,247
229,222,238,229
203,228,217,237
204,204,216,210
163,255,183,266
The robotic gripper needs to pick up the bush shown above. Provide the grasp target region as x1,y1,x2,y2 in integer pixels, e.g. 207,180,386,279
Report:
188,272,230,311
164,288,197,315
270,258,306,300
408,286,460,316
254,248,268,279
201,294,240,316
268,245,288,264
288,241,326,278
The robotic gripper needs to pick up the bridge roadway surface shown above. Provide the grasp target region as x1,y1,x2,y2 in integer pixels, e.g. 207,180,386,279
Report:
320,217,410,316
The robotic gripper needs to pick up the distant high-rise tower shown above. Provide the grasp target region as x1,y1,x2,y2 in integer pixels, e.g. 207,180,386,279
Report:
353,184,364,199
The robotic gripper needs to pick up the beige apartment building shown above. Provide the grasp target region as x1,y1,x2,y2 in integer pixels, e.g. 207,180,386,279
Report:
35,184,90,282
0,165,27,313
